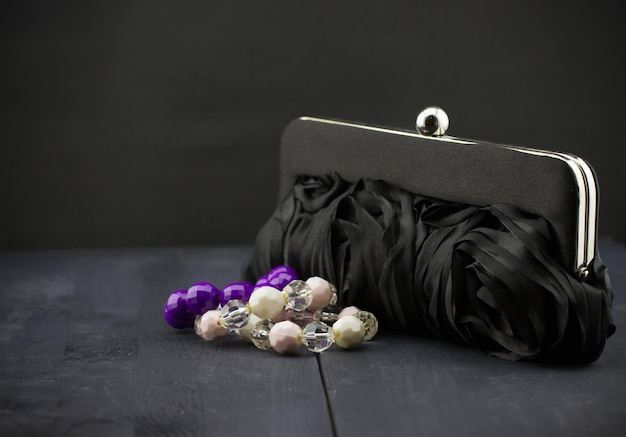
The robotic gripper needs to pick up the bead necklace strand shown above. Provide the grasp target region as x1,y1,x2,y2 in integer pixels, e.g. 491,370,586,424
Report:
164,265,378,354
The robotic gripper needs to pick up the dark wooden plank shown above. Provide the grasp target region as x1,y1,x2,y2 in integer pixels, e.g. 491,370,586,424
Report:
2,242,625,436
320,242,626,437
0,247,334,437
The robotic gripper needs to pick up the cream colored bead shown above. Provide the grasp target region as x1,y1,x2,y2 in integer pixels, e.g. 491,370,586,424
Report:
248,286,285,320
332,315,365,349
306,276,333,310
237,313,262,342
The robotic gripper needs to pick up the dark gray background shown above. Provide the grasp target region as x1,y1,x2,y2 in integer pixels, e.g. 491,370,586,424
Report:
1,1,624,249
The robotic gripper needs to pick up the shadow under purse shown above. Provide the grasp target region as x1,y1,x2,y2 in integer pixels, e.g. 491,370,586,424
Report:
243,107,615,364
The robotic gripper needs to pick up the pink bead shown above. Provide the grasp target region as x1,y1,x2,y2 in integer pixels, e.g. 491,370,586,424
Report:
306,276,333,310
197,310,228,340
338,305,360,318
285,307,317,327
269,320,302,354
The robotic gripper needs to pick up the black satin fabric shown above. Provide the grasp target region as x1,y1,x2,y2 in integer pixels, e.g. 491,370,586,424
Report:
243,174,615,363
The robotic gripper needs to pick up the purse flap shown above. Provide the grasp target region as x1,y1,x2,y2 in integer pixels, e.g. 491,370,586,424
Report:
280,117,599,277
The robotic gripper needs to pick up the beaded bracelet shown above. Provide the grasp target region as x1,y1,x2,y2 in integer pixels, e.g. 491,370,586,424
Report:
164,265,378,354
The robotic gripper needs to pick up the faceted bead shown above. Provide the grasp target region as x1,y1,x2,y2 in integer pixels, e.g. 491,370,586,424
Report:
164,290,195,329
306,276,333,310
301,321,335,353
317,307,339,324
283,280,313,311
251,319,275,350
219,300,250,329
333,315,366,349
268,265,298,290
285,307,318,327
241,283,255,302
338,305,360,319
197,309,228,340
237,313,261,341
356,311,379,341
269,265,298,277
248,286,285,320
269,320,302,354
254,275,271,291
186,282,220,315
220,282,254,305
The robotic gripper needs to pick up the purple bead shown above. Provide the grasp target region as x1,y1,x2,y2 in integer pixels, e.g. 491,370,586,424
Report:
268,265,298,290
164,290,195,329
220,282,254,305
186,282,220,315
268,265,298,278
242,283,255,301
254,276,271,291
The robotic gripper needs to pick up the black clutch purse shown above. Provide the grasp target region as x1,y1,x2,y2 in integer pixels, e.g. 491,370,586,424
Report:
243,107,615,363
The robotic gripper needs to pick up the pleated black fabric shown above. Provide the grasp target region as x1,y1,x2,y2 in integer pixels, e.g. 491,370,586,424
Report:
243,174,615,363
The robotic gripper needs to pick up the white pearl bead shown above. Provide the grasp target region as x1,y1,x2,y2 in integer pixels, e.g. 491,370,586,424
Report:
305,276,333,310
333,315,365,349
248,286,285,320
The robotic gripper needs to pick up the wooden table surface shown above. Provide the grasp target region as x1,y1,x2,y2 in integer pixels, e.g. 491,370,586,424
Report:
1,243,625,437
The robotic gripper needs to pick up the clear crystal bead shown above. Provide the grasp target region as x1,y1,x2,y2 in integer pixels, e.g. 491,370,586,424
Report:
285,307,317,327
251,319,274,350
356,311,378,341
329,283,338,305
283,280,313,311
316,308,339,324
219,300,250,330
301,321,335,353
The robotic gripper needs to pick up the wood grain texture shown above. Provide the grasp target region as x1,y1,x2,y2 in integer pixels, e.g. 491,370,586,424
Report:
320,242,626,437
0,243,624,436
0,247,333,437
319,326,626,437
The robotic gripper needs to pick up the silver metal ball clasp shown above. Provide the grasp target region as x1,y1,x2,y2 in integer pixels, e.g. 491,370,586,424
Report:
416,106,449,137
